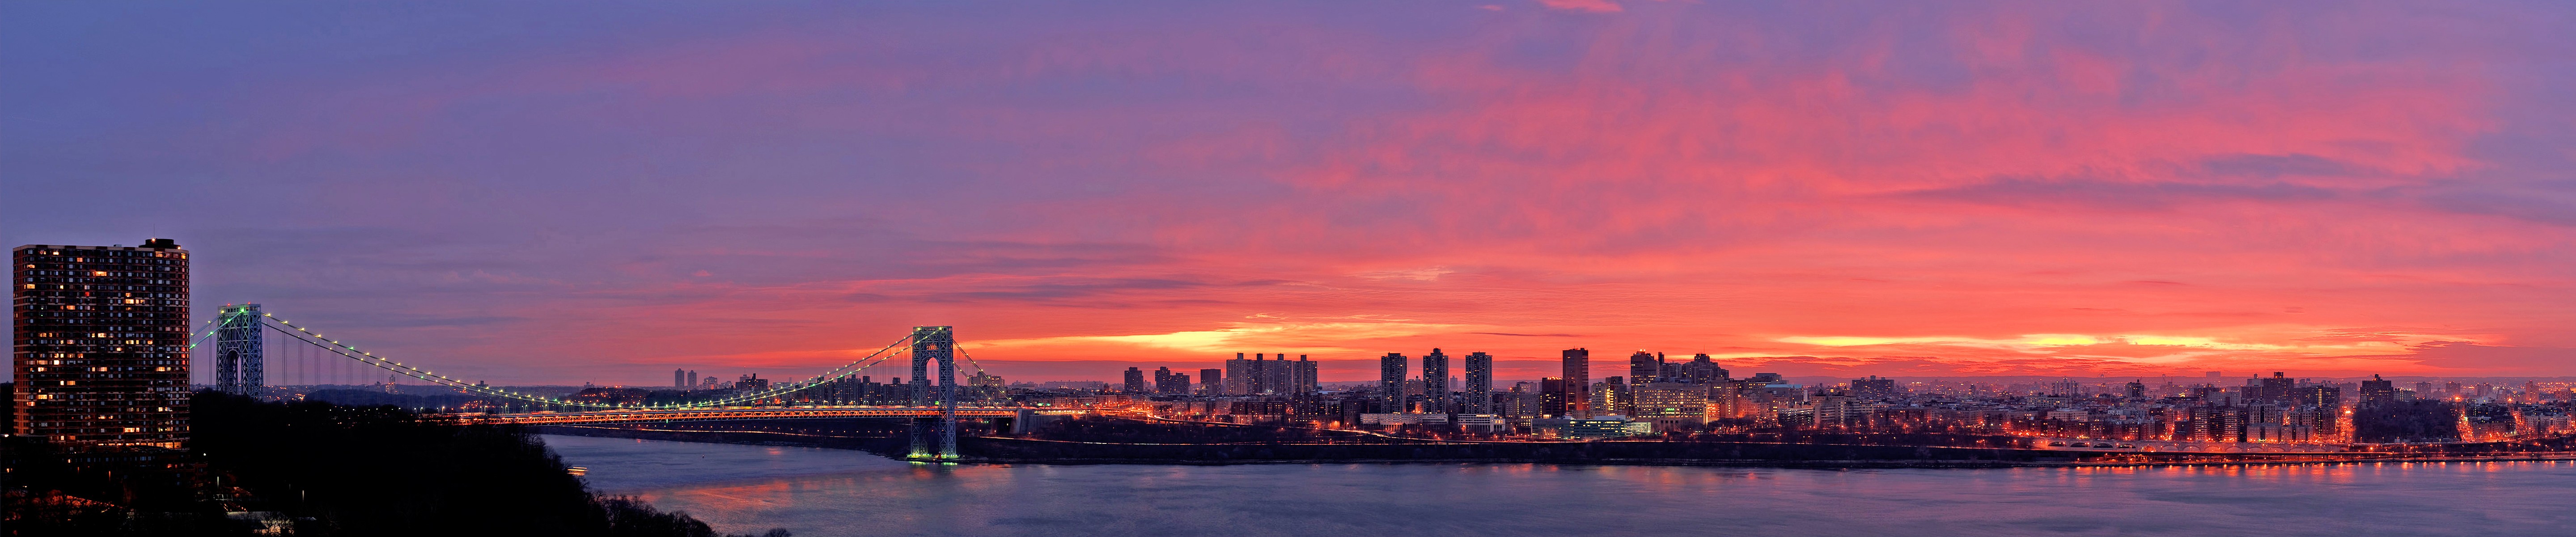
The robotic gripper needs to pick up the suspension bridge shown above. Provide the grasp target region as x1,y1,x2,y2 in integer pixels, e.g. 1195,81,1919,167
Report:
189,303,1062,460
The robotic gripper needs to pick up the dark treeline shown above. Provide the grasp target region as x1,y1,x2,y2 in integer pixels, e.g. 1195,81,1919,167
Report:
3,392,791,537
2353,401,2465,443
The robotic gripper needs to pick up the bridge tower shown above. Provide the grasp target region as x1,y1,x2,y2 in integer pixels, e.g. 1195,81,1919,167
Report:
214,303,265,396
907,326,960,460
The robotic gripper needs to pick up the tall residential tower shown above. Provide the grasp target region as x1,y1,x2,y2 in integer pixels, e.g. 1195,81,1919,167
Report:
13,239,191,450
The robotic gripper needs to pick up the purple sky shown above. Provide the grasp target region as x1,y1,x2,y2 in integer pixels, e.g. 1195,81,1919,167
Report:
6,1,2574,386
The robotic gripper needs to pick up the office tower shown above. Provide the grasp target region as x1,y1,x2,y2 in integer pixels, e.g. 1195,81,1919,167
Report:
1123,367,1147,394
675,368,688,388
1851,376,1898,401
2126,380,2147,400
1421,348,1451,413
2359,375,2398,406
13,239,191,450
1290,355,1318,395
1628,351,1659,383
1199,368,1224,396
1464,352,1494,413
1562,348,1590,417
1378,352,1408,412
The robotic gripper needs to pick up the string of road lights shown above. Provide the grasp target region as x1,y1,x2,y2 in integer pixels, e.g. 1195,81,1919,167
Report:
242,310,932,409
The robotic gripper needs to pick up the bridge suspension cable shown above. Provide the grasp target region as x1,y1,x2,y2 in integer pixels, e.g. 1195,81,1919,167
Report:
243,311,929,409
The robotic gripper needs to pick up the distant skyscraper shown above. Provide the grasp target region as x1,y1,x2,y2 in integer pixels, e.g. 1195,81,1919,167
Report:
674,368,687,388
1463,352,1494,413
1628,351,1660,383
1379,352,1409,412
1199,368,1224,396
1123,367,1147,394
13,239,191,450
687,370,698,389
1561,348,1591,417
1421,348,1451,413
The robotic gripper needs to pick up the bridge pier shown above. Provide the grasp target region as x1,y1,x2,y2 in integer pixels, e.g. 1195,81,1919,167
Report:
907,326,961,460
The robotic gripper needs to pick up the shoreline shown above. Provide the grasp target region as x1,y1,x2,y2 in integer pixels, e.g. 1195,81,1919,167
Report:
536,426,2576,471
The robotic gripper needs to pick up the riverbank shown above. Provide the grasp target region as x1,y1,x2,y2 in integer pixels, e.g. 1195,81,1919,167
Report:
538,424,2576,470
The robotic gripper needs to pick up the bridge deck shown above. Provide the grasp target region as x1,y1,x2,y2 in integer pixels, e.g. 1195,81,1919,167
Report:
449,406,1084,426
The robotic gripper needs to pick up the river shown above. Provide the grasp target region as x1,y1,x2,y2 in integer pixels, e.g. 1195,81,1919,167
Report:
541,435,2574,536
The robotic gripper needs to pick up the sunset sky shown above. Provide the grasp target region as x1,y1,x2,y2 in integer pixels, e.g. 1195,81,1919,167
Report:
7,1,2572,385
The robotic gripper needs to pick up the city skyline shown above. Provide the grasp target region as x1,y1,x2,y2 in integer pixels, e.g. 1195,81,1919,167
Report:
9,2,2576,387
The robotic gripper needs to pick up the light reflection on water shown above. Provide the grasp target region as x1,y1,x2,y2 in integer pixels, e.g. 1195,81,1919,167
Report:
542,435,2573,537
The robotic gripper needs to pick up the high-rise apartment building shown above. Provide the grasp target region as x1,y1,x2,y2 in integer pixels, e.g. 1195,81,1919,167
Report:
1850,376,1898,401
1420,348,1451,414
1123,367,1146,394
1463,352,1493,414
2256,372,2296,405
1673,353,1727,384
1199,368,1224,396
1628,351,1661,383
13,239,192,450
1153,367,1189,395
1378,352,1408,412
1289,355,1318,395
674,368,687,388
2358,375,2398,406
1224,353,1313,395
686,370,698,389
1561,348,1590,417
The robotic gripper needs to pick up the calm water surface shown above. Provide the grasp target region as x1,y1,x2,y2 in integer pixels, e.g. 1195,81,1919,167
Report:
543,435,2574,537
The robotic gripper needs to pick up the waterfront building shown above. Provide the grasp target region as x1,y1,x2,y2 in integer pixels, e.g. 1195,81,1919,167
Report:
1378,352,1408,413
1421,348,1451,414
1562,348,1591,417
13,239,192,451
1463,352,1494,414
1530,415,1653,439
1628,384,1710,421
1539,377,1568,417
